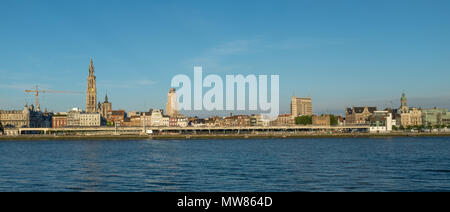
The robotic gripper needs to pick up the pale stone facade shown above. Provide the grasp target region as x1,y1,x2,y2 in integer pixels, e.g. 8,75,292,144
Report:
67,108,82,126
150,109,169,127
251,114,270,127
0,106,30,128
272,114,295,126
422,108,450,126
345,107,377,125
80,113,101,127
99,94,112,119
399,108,422,127
291,96,312,117
397,93,423,127
312,115,330,126
67,108,100,127
0,105,51,128
166,88,179,117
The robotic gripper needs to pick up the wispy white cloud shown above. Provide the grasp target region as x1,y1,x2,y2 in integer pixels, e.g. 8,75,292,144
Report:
135,79,157,86
184,37,345,72
209,40,256,55
184,39,259,72
0,83,52,90
97,79,157,89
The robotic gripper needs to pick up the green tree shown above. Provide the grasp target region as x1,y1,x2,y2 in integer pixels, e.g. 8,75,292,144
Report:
413,125,421,130
0,122,3,133
295,115,312,125
392,125,398,131
329,115,338,126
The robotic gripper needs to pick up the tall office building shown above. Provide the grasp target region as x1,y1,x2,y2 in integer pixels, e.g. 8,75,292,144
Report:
166,88,179,117
291,96,313,117
86,58,97,113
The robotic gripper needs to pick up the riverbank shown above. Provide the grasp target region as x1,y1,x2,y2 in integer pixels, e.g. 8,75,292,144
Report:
1,132,450,141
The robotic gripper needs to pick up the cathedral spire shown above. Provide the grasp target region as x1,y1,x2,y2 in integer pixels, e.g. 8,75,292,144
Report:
86,58,97,113
89,58,95,75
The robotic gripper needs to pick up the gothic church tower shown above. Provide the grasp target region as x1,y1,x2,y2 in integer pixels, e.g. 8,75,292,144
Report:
86,58,97,113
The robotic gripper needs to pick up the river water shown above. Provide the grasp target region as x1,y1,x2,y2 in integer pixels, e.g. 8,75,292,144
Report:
0,137,449,191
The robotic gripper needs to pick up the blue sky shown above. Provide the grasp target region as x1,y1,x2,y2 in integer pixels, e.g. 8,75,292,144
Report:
1,0,450,116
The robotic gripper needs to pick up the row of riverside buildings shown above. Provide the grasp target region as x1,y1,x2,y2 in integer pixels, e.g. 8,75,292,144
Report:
285,93,450,133
1,59,450,135
344,93,450,132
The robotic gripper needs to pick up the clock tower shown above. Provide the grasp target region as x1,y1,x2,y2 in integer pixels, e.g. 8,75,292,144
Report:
86,58,97,113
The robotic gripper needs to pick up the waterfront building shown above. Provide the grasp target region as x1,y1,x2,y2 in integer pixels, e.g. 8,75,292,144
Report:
67,108,82,126
86,58,97,113
122,117,132,127
369,111,394,133
422,108,450,126
127,111,140,118
398,108,422,127
52,113,68,128
141,112,152,127
397,93,423,127
0,104,51,128
224,115,251,127
177,116,188,127
166,88,179,117
189,117,207,127
80,113,101,127
0,105,31,128
130,116,142,127
150,109,163,126
345,106,377,125
150,109,169,127
120,112,152,127
272,114,295,126
312,115,331,126
107,110,126,126
99,94,112,119
250,115,258,126
162,116,170,127
169,117,178,127
67,108,100,127
250,114,271,127
168,116,187,127
291,96,313,117
169,115,188,127
39,110,53,128
205,116,221,127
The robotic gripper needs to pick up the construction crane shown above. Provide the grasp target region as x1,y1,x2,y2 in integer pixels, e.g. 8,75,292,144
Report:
25,85,83,111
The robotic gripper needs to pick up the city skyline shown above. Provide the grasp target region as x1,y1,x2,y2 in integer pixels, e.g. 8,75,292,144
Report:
1,0,450,115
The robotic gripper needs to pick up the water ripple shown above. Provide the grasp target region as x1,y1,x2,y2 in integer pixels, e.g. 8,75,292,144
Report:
0,137,450,191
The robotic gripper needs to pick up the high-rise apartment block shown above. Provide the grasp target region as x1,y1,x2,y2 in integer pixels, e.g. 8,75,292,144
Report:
291,96,312,117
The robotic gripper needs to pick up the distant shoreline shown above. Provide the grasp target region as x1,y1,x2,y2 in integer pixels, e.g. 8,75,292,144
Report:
1,133,450,141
